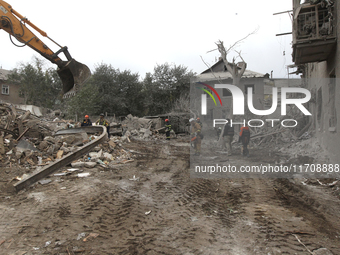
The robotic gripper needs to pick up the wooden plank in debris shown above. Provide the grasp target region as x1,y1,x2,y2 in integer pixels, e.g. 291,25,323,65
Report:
15,127,30,141
14,126,108,191
0,136,5,155
10,105,17,119
17,120,24,138
56,150,64,159
17,111,31,136
19,111,31,122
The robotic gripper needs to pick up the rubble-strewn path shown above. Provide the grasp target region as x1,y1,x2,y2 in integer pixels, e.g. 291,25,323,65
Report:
1,138,340,254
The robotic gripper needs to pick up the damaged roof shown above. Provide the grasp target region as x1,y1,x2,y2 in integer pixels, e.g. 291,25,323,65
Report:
197,59,266,82
197,70,266,82
0,68,12,81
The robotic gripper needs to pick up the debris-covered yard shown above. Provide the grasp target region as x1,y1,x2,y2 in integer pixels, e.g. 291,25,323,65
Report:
1,103,340,255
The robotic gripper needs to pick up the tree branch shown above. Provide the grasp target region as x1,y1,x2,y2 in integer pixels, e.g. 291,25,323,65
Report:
199,56,223,84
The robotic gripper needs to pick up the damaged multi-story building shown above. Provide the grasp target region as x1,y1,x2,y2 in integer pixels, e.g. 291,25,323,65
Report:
0,68,24,104
292,0,339,162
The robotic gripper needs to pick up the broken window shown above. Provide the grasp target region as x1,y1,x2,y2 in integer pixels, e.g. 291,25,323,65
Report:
2,84,9,95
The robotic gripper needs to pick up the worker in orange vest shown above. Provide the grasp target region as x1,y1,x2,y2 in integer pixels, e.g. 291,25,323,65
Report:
239,125,251,156
165,119,172,140
81,115,92,127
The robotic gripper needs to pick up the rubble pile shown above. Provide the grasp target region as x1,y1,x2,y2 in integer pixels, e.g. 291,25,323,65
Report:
69,138,134,169
122,114,158,130
121,114,169,141
244,112,310,147
277,135,329,163
0,103,54,157
0,103,135,177
1,105,188,189
3,130,134,171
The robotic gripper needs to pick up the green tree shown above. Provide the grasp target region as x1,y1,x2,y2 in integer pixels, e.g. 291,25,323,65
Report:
8,57,62,108
66,63,144,118
65,80,100,118
143,63,195,115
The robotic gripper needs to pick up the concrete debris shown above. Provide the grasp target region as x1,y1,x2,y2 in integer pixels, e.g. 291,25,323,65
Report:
38,179,52,185
85,162,97,168
16,140,40,152
0,104,131,174
313,248,334,255
121,114,179,141
71,162,85,168
278,136,329,163
1,103,183,190
78,173,90,178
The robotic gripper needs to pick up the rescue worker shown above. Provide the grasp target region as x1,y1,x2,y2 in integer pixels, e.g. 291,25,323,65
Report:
196,117,203,129
165,119,172,140
222,119,234,156
81,115,92,127
239,125,251,156
216,126,222,141
96,113,110,138
190,118,202,156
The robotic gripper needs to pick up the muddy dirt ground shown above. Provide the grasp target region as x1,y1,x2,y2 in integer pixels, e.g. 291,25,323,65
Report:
1,136,340,255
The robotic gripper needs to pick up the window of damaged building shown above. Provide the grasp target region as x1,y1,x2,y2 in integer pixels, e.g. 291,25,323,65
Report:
2,84,9,95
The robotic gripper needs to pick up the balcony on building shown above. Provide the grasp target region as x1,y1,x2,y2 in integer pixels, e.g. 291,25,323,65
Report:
292,1,336,64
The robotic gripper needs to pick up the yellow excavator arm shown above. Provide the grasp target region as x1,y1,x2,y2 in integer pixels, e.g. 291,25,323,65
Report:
0,0,91,97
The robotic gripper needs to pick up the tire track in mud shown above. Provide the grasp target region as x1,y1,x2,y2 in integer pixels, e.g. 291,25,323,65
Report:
237,178,309,254
3,140,339,254
228,177,340,255
70,141,243,254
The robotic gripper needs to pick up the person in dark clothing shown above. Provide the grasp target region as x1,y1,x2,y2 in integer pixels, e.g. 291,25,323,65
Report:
96,113,110,138
216,126,222,141
165,119,172,140
239,125,251,156
222,119,234,156
81,115,92,127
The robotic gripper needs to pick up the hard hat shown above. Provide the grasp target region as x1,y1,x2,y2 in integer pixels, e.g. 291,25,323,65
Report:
100,113,104,116
85,115,89,118
165,119,169,122
189,118,195,122
197,117,200,120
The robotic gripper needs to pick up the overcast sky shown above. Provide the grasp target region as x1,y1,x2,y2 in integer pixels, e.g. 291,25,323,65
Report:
1,0,299,79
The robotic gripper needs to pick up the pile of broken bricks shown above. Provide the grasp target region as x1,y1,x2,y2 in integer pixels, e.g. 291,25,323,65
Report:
4,133,134,172
70,139,134,169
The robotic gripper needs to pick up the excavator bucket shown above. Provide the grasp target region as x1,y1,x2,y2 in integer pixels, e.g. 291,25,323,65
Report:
57,59,91,98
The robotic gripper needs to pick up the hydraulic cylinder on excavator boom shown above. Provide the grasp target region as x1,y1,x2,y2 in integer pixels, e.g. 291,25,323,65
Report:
0,0,91,97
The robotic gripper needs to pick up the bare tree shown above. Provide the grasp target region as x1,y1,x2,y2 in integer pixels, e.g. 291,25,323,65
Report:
211,28,258,85
202,29,258,126
217,41,246,85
